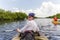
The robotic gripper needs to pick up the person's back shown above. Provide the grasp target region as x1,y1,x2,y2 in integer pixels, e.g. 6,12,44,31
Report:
24,20,39,32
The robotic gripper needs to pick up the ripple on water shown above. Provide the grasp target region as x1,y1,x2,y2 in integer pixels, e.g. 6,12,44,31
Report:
0,19,60,40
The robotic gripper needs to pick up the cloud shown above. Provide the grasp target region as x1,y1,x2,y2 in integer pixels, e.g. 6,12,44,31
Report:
14,2,60,17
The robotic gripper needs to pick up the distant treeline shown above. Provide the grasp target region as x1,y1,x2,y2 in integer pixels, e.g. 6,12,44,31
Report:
0,9,27,21
47,13,60,19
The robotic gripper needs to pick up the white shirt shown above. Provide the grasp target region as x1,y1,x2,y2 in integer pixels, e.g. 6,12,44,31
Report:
20,20,40,32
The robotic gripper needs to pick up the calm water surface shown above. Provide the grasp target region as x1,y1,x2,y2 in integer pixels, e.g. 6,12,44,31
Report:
0,18,60,40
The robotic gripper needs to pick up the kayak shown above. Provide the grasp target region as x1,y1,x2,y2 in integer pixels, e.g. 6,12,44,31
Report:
12,33,48,40
52,21,60,25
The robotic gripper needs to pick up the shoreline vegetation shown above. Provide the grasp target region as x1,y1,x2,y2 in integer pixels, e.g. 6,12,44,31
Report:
0,9,27,21
47,13,60,19
0,9,27,24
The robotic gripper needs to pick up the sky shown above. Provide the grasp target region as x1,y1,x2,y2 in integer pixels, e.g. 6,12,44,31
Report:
0,0,60,17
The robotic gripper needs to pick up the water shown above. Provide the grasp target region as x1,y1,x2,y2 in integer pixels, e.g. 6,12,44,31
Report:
0,18,60,40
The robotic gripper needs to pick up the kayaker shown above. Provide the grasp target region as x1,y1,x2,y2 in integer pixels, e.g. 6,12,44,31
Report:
53,16,58,25
17,13,40,40
53,16,58,21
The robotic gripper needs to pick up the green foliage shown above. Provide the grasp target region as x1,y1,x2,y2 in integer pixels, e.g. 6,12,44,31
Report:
47,13,60,19
0,9,27,21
